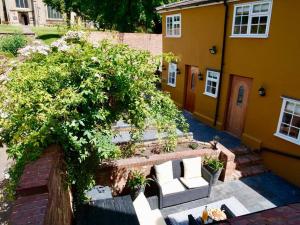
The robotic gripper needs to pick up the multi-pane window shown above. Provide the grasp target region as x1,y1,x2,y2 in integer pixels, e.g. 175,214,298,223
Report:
275,98,300,145
16,0,28,8
47,6,63,19
167,63,177,87
166,14,181,37
204,70,220,98
232,0,272,37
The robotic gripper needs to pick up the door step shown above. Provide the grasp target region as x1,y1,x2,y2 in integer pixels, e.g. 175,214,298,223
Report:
232,165,268,179
230,146,268,180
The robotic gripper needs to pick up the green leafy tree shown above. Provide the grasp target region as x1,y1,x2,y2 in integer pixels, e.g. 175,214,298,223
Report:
0,32,187,205
43,0,179,32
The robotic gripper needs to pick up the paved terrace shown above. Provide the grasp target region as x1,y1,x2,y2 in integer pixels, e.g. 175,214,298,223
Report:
183,111,241,149
148,172,300,217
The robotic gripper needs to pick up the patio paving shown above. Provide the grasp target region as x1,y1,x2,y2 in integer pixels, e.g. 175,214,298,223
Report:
148,172,300,217
183,111,241,149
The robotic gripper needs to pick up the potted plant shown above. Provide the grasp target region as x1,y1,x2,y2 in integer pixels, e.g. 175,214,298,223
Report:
127,170,151,200
203,157,224,185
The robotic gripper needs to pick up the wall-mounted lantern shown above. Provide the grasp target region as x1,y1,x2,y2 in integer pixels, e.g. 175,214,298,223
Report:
198,72,203,80
162,65,166,70
176,68,181,75
209,46,217,55
154,67,161,76
258,86,266,96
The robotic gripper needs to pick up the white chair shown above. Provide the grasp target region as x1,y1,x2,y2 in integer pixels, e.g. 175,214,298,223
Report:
133,193,167,225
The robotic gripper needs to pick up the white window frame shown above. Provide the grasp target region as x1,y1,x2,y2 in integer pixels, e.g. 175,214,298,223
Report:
204,70,220,98
166,14,181,38
274,97,300,145
167,63,177,87
231,0,273,38
15,0,29,9
47,6,63,20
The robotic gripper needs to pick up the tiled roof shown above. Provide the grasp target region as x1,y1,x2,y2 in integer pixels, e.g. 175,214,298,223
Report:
156,0,225,12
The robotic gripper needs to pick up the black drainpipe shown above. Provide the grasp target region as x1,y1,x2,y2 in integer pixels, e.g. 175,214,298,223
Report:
214,0,228,127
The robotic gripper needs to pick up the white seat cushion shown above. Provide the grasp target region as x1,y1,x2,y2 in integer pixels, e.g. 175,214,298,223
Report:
182,157,202,179
161,179,186,195
133,192,153,225
133,193,167,225
154,161,173,185
152,209,167,225
180,177,209,189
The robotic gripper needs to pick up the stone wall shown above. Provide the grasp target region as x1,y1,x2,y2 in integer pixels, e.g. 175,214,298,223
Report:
96,143,235,195
9,145,73,225
88,32,162,55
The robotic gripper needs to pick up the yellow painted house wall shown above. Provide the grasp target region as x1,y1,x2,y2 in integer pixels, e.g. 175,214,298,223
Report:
161,0,300,186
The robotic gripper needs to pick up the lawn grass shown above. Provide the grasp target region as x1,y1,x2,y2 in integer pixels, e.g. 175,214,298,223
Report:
31,26,67,45
0,25,22,33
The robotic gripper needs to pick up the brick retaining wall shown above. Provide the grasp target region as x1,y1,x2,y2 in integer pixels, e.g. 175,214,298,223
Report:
96,143,235,195
88,31,162,55
9,145,73,225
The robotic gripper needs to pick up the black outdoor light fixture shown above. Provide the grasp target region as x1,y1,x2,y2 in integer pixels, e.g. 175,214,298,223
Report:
176,67,181,75
209,46,217,54
162,64,166,70
198,72,203,80
258,86,266,96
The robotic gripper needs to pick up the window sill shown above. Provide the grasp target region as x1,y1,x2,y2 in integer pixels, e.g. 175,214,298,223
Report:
230,34,269,39
274,132,300,145
47,18,64,21
165,35,181,38
167,83,176,88
203,92,217,98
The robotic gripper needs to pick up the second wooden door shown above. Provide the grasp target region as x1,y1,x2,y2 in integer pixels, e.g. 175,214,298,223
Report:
226,76,252,137
184,66,198,112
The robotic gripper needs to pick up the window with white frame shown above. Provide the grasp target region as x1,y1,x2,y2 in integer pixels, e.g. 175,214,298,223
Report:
232,0,272,38
275,97,300,145
166,14,181,37
167,63,177,87
47,6,63,19
204,70,220,98
16,0,28,8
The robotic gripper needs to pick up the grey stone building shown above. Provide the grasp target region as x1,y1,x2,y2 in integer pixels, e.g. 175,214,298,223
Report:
0,0,67,26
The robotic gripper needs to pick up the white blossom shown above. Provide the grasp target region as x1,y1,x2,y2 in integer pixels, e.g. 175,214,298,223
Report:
63,31,86,42
92,42,100,48
51,39,70,52
18,44,50,57
94,73,101,78
91,57,99,63
4,172,10,179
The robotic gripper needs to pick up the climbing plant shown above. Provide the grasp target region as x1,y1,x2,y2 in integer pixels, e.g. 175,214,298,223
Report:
0,31,187,205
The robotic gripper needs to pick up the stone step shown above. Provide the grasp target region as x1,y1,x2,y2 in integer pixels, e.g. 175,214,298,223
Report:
230,146,251,156
235,154,263,169
232,165,268,179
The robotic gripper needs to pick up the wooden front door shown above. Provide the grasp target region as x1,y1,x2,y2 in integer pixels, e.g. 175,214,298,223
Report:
184,66,198,112
226,76,252,137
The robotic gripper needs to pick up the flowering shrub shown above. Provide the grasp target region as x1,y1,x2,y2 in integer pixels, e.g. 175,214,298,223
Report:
50,39,70,52
0,34,27,56
0,31,187,204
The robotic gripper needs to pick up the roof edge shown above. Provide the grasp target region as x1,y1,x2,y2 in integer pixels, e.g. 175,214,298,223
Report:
156,0,239,13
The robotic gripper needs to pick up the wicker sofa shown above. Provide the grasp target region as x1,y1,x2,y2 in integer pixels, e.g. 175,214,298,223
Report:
154,159,213,209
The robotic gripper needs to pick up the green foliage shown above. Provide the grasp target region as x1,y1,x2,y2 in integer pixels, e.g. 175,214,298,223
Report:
0,35,27,56
204,157,224,172
0,32,187,205
127,170,151,190
43,0,180,33
188,142,199,150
